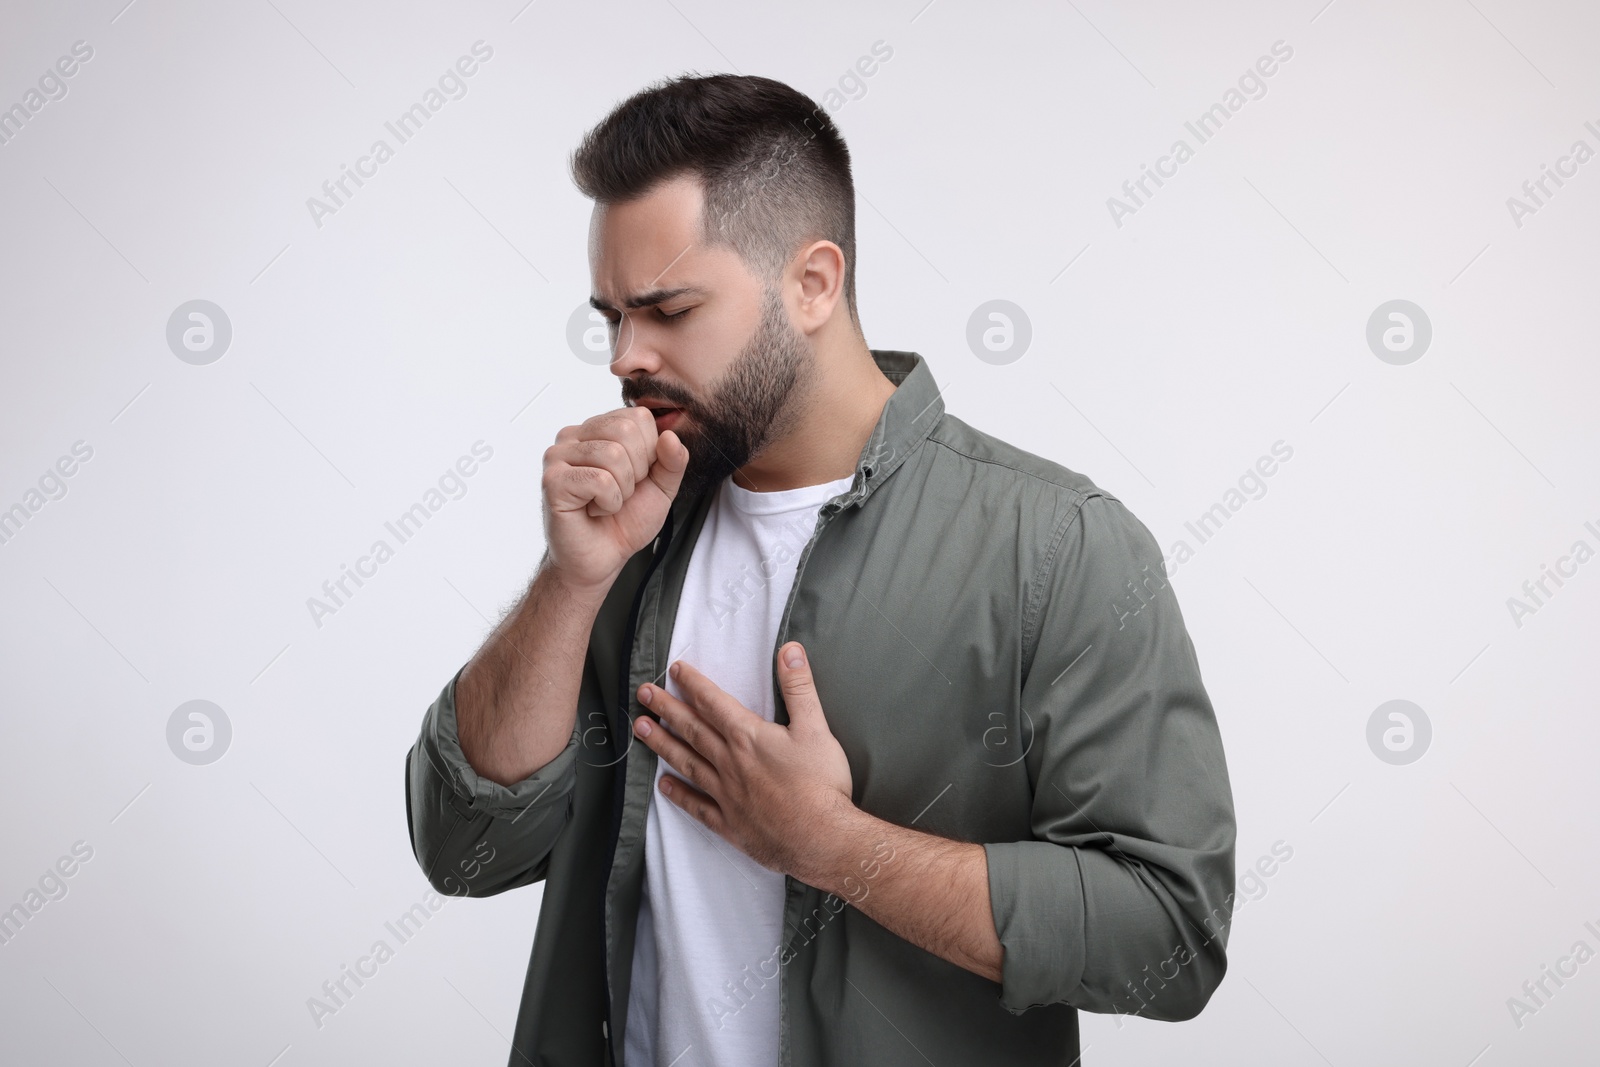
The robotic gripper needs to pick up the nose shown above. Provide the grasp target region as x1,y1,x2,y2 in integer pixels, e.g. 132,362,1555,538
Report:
606,313,660,378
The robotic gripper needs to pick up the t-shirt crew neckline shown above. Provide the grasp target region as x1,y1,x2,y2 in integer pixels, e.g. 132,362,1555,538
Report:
720,471,858,517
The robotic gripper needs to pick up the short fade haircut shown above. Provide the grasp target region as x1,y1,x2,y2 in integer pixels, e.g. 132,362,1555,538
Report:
570,73,860,331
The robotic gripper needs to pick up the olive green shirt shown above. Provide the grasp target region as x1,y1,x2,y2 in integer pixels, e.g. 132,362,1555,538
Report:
405,349,1237,1065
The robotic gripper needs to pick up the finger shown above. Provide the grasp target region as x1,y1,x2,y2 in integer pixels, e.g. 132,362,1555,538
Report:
657,771,721,830
776,642,823,730
542,460,622,514
666,660,754,738
545,437,637,500
542,460,623,515
578,406,657,482
643,430,689,505
633,704,723,797
639,680,730,764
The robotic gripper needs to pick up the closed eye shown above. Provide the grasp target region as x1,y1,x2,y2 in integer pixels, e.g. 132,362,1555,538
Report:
598,306,692,327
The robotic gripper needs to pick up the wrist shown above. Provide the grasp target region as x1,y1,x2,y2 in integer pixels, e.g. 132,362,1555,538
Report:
802,795,869,897
537,561,615,609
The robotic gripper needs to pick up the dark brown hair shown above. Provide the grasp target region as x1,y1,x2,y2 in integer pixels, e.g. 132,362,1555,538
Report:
571,73,859,330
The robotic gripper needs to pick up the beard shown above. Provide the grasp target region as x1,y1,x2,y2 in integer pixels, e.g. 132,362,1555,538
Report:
621,283,813,502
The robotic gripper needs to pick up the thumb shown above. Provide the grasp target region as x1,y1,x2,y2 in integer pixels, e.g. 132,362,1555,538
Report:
778,642,822,726
647,429,690,501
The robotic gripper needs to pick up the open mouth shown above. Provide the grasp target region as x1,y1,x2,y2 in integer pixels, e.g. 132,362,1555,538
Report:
646,406,684,431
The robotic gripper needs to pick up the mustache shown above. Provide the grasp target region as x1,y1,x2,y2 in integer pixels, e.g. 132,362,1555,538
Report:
621,380,695,408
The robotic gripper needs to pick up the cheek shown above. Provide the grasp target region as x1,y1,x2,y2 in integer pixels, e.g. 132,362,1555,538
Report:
661,339,728,404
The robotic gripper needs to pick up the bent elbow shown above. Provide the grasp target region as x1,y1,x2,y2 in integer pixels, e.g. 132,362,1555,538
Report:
1136,947,1227,1022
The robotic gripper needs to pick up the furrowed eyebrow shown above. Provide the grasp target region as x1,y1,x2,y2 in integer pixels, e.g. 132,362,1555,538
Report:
589,286,707,313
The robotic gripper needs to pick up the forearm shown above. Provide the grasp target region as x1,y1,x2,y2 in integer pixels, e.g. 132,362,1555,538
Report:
455,557,610,786
809,804,1003,985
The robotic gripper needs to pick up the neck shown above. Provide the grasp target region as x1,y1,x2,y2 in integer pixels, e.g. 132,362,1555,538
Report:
730,328,896,493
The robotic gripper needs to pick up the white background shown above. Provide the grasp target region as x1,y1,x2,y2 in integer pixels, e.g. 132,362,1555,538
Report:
1,1,1596,1064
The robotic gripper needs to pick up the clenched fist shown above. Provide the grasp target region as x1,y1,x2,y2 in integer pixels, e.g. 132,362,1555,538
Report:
541,405,689,594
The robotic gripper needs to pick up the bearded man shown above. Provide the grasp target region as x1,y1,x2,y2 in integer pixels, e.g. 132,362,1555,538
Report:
405,72,1236,1067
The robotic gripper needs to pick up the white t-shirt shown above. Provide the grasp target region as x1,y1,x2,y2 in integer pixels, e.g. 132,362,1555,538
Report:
623,470,856,1067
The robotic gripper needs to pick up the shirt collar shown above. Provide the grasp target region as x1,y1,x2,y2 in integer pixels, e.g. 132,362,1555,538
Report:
834,349,943,510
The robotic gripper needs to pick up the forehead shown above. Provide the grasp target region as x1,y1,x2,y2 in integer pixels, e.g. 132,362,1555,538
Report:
588,174,711,307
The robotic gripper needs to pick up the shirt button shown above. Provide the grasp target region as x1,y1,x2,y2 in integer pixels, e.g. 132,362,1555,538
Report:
602,1020,608,1038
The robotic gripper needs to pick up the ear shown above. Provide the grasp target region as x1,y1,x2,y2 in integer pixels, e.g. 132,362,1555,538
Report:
793,241,847,334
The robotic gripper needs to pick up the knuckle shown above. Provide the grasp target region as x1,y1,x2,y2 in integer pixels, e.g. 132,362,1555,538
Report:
598,415,640,449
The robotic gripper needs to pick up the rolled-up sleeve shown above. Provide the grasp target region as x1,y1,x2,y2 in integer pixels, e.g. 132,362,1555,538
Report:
984,492,1236,1021
404,663,584,898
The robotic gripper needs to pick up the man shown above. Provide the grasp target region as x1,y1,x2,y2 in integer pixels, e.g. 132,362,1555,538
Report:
404,73,1236,1066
